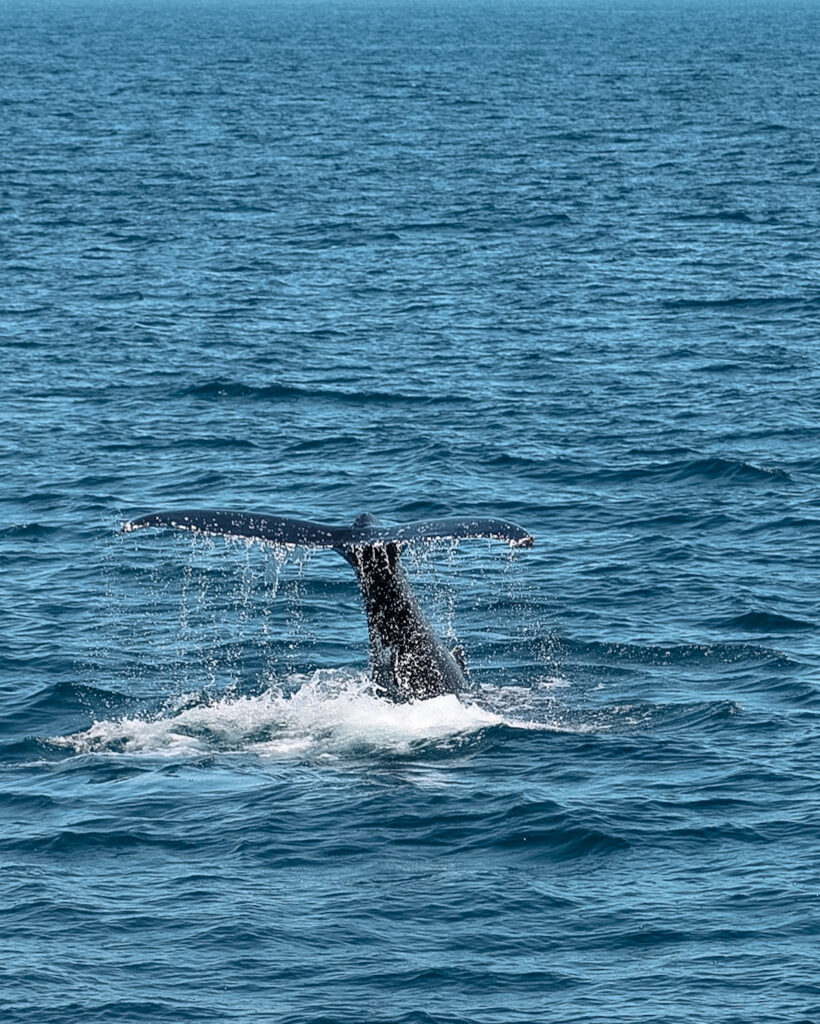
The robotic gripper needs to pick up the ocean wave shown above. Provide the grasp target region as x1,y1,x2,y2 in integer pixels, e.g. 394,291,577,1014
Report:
662,294,820,314
483,452,791,484
676,209,756,223
606,456,793,484
29,679,138,712
739,514,820,536
553,635,797,670
715,610,814,633
662,456,791,483
0,681,141,743
179,378,465,406
0,522,60,539
538,698,742,737
514,212,573,228
461,801,628,859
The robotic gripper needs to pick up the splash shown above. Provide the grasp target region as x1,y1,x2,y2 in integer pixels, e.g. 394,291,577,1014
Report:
52,670,537,760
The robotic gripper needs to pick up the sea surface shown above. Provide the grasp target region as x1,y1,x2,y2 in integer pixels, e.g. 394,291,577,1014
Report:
2,0,820,1021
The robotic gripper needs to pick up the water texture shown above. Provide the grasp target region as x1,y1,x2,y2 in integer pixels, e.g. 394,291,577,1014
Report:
2,1,819,1021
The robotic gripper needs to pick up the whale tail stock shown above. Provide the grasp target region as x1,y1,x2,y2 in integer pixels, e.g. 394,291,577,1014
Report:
122,510,535,552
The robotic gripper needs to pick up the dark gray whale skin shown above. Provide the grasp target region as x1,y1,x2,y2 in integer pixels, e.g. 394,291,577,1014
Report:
123,510,534,703
338,516,470,701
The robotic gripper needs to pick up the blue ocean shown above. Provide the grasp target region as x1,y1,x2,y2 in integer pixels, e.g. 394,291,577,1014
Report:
2,0,819,1020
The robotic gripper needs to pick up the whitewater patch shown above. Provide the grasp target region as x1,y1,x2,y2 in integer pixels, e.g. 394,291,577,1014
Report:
51,671,558,761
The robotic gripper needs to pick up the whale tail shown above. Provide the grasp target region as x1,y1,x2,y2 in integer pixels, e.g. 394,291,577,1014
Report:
122,510,534,551
122,509,534,703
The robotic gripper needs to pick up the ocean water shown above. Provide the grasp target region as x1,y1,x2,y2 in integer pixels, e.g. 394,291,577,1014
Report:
2,0,820,1020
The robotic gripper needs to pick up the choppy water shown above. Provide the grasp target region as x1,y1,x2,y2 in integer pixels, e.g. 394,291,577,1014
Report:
3,1,820,1021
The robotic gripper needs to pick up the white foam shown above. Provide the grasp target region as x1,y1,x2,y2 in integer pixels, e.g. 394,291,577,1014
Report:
53,670,532,760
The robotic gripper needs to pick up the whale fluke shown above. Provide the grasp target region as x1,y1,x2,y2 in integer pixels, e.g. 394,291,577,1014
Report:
122,510,534,550
122,510,534,702
123,510,343,547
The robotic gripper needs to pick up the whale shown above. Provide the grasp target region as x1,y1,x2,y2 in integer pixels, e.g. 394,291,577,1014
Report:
123,510,534,702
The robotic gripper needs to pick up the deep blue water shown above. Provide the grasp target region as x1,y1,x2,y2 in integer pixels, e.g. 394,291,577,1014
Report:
2,0,820,1020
